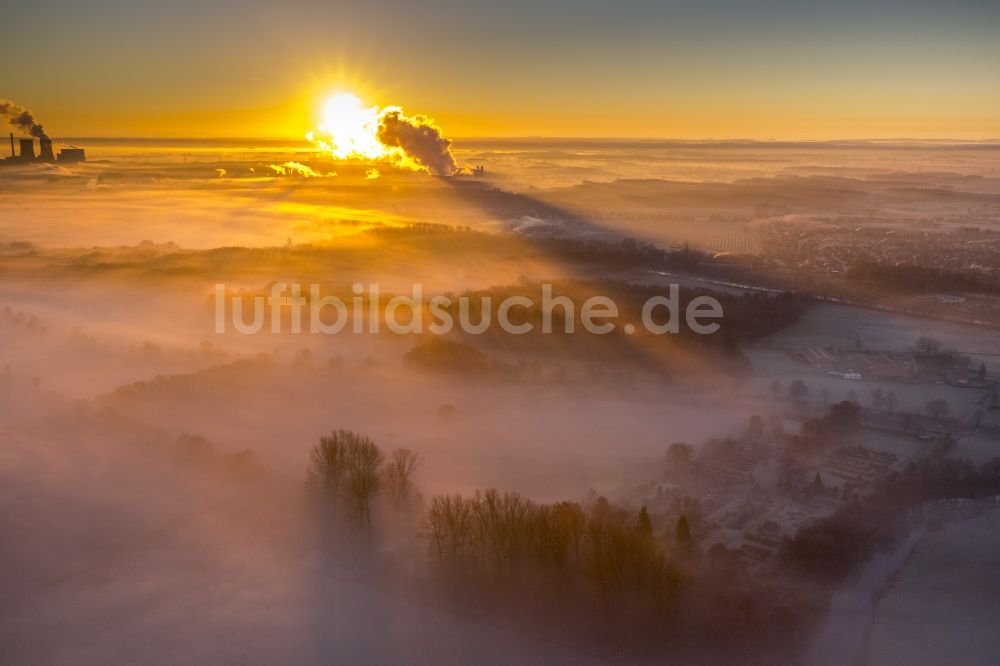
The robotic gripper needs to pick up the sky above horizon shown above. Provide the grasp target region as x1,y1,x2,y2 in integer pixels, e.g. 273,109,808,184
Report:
2,0,999,140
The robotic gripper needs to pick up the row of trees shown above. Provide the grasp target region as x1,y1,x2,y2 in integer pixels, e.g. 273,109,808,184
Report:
847,261,1000,296
421,487,808,657
423,489,682,603
774,379,953,419
306,429,421,529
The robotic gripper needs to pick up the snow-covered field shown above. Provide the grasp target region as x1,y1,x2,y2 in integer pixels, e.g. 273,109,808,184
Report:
865,507,1000,666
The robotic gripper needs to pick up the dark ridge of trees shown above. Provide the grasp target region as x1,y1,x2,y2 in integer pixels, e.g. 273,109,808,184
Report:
403,338,518,377
443,280,806,345
781,456,1000,584
847,260,1000,296
365,222,476,237
366,222,707,271
106,356,274,401
363,223,701,272
528,235,684,270
170,433,263,479
597,280,805,343
0,240,36,256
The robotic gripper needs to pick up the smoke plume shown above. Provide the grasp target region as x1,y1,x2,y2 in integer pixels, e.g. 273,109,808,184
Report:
377,110,457,176
0,100,49,139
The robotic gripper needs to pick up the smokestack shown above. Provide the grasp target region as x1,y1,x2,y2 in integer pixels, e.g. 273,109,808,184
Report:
19,138,34,160
8,133,12,158
38,137,54,162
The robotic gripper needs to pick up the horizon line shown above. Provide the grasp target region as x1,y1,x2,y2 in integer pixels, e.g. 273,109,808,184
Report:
31,135,1000,146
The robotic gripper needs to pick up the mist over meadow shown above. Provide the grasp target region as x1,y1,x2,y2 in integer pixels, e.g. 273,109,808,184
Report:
3,139,1000,664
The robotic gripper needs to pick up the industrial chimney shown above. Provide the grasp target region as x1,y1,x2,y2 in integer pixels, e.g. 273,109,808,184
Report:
18,138,34,160
38,137,55,162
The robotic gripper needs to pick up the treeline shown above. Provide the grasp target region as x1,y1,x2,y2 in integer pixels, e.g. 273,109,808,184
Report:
782,455,1000,583
364,223,726,279
424,491,677,600
443,279,806,344
847,260,1000,296
365,222,477,237
363,223,699,272
421,489,811,660
0,241,36,256
403,338,523,378
529,236,701,270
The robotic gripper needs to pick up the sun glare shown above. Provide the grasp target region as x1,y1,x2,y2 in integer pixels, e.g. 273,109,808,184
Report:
305,90,457,175
309,92,386,160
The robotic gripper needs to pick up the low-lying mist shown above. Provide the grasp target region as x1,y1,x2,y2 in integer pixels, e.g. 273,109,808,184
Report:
4,139,999,664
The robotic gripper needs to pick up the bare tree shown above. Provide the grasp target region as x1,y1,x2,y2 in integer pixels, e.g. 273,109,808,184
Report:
384,448,422,511
307,430,387,532
306,430,352,496
344,436,385,530
424,494,472,561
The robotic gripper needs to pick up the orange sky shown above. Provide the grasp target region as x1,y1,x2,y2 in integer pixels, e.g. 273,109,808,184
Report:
3,1,999,140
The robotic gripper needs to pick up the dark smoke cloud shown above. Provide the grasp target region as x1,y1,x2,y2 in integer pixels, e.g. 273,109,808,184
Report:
377,110,457,176
0,100,49,139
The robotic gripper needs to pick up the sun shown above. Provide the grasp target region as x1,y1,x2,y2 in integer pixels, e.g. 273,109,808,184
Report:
307,92,386,160
304,90,457,175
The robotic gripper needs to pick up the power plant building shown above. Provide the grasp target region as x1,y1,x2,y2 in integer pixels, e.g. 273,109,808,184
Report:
18,137,34,160
3,133,85,164
58,147,86,163
38,137,55,162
